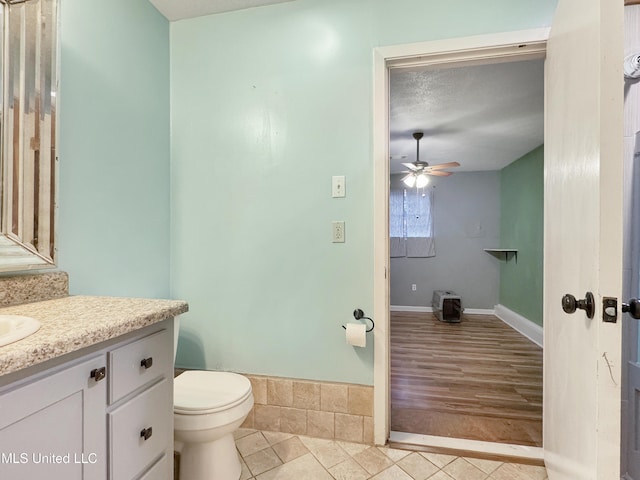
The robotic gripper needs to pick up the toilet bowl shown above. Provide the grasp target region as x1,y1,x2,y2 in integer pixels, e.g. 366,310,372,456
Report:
174,370,253,480
173,321,253,480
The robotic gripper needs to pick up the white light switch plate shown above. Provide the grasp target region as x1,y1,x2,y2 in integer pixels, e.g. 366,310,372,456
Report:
332,176,345,198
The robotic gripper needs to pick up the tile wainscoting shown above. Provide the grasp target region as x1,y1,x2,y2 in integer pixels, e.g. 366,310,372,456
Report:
241,375,374,445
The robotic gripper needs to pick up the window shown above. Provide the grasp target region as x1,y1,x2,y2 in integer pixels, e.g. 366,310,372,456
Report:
390,187,435,258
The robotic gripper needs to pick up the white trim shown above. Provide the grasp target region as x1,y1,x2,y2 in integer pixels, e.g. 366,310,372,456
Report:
377,28,550,68
372,46,391,447
494,304,544,348
389,431,544,461
390,305,430,312
373,28,549,448
390,305,495,315
465,308,496,315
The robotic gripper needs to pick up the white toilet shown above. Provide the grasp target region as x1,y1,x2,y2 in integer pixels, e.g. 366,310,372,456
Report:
173,322,254,480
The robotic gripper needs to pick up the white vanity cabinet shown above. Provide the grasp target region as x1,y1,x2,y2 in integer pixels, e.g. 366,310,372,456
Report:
0,354,108,479
108,327,173,480
0,319,174,480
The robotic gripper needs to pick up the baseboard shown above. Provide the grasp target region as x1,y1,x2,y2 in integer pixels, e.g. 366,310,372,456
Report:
390,305,495,315
494,304,543,347
390,305,431,312
464,308,495,315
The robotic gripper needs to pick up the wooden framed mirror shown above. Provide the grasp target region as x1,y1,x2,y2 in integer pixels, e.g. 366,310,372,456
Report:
0,0,58,272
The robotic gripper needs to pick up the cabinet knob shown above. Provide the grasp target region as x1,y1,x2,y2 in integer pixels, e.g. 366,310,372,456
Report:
140,427,153,441
90,367,106,382
140,357,153,369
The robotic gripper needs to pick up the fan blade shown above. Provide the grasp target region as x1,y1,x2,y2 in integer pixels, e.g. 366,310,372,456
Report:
426,162,460,171
401,163,421,171
426,170,452,177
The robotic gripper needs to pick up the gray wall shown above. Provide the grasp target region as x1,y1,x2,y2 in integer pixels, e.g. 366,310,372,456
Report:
390,171,501,309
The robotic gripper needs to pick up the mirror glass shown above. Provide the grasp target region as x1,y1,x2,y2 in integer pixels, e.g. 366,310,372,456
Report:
0,0,58,272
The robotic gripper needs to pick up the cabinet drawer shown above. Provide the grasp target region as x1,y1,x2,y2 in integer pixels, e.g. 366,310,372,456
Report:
109,378,171,480
109,329,171,404
137,453,170,480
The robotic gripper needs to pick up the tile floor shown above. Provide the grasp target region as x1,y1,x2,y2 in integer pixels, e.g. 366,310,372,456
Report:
233,428,548,480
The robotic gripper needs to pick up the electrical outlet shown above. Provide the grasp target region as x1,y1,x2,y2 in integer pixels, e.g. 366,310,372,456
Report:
412,284,417,291
332,221,345,243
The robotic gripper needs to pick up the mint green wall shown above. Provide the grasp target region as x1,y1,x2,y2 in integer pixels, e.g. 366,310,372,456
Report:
499,145,544,326
57,0,171,298
170,0,556,384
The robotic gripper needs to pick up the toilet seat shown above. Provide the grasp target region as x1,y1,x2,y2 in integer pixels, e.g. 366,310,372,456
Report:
174,371,252,415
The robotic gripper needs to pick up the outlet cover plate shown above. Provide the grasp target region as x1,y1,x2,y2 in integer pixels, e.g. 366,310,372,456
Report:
332,221,345,243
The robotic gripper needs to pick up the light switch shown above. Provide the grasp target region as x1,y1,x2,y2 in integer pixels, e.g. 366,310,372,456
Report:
332,176,346,198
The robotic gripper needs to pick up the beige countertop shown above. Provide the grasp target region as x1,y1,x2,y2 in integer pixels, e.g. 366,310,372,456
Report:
0,295,188,377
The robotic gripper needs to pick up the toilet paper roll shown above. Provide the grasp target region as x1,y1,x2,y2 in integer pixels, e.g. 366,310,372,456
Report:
345,323,366,348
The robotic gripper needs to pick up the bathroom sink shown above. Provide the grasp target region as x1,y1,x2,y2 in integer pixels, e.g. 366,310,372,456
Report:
0,315,41,347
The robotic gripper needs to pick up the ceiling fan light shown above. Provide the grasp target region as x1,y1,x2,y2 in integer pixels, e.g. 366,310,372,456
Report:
403,174,416,188
416,174,430,188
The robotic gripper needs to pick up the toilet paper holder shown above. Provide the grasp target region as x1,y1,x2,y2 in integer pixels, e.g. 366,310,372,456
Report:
342,308,374,333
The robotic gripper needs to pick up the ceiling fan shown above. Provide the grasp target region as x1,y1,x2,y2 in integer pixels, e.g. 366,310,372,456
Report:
401,132,460,188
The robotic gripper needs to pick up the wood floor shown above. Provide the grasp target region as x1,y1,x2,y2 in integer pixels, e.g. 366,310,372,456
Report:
391,311,543,447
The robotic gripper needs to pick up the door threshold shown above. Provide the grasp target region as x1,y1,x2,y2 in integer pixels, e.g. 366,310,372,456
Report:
389,431,544,465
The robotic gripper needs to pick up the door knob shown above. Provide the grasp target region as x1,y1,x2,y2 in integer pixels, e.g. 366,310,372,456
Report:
622,298,640,319
562,292,595,319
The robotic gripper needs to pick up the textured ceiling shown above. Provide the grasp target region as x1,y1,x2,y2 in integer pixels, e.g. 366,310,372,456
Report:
390,59,544,173
148,0,295,21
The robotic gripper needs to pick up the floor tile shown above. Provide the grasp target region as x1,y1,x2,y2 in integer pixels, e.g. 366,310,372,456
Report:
337,440,370,456
489,462,548,480
263,430,294,446
232,429,549,480
272,436,309,463
245,447,283,476
464,457,502,474
235,427,258,440
328,458,370,480
418,452,457,469
397,452,440,480
370,464,414,480
256,453,333,480
240,457,253,480
378,446,412,462
236,431,270,457
442,457,488,480
426,472,456,480
299,435,350,468
353,446,395,475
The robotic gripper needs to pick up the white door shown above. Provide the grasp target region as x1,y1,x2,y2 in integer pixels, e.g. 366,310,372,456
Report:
544,0,624,478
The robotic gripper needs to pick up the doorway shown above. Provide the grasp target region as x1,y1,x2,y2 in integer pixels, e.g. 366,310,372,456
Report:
387,58,544,449
372,29,550,459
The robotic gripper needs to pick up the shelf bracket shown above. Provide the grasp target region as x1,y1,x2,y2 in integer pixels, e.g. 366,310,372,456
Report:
483,249,518,264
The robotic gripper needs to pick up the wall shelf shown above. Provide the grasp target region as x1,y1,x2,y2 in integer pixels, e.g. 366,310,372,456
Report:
484,248,518,263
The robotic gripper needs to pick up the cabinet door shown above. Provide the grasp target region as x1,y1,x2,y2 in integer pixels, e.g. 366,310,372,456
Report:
0,355,107,479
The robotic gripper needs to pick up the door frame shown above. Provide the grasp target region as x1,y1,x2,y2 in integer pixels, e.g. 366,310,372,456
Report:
372,28,550,453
